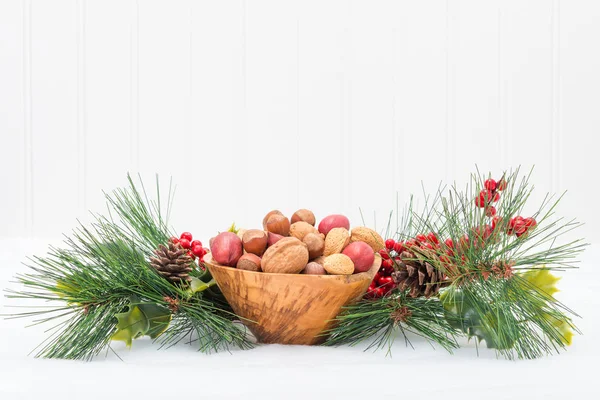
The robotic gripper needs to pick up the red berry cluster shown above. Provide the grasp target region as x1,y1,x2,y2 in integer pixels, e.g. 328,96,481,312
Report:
169,232,209,264
476,177,537,238
366,233,442,298
507,216,537,237
474,178,507,216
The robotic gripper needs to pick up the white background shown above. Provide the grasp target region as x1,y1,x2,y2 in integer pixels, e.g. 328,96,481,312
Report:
1,1,599,399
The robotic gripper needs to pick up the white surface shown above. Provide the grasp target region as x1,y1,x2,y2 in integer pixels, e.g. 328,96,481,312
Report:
1,0,600,243
1,239,599,399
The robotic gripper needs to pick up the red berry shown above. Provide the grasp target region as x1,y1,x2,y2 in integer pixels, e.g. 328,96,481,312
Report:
382,258,394,268
492,191,501,202
475,190,492,208
421,242,434,250
375,288,385,298
385,239,396,250
492,216,502,229
377,275,394,287
382,265,395,275
192,244,205,257
190,240,203,248
169,237,180,244
180,232,193,242
485,206,497,217
379,249,390,259
405,239,417,248
415,234,427,243
427,232,439,245
459,235,470,250
179,238,191,249
187,250,196,259
393,241,405,254
484,179,497,192
513,217,527,235
484,225,493,239
524,217,537,229
497,178,507,191
445,238,455,249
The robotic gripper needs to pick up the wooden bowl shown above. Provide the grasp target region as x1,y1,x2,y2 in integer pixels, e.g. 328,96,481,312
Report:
204,253,381,345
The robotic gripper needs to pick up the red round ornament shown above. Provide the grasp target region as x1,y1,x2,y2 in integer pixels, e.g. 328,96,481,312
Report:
385,239,396,250
190,239,203,249
179,238,191,249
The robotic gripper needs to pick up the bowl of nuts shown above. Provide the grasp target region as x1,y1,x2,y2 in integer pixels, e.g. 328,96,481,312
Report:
204,209,384,345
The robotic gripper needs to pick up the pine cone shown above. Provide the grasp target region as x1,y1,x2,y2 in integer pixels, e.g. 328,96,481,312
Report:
392,249,447,298
150,242,193,284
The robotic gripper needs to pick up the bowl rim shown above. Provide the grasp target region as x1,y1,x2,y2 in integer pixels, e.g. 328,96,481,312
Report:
204,253,381,281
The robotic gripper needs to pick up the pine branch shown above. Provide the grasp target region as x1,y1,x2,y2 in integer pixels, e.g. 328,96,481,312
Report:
325,293,459,353
329,167,585,359
3,174,252,360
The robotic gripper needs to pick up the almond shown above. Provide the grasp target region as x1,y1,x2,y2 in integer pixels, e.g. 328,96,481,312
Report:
350,227,385,252
324,227,350,256
323,253,354,275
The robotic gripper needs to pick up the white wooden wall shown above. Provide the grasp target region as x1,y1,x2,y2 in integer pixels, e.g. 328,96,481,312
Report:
1,0,599,243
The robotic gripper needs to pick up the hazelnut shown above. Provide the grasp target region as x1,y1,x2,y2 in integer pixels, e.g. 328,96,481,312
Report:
262,210,284,230
302,262,327,275
289,221,318,241
302,232,325,259
291,209,316,226
236,253,262,272
265,214,290,236
242,229,268,256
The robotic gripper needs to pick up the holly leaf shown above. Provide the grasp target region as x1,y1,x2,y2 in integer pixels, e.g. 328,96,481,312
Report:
112,299,172,347
518,267,561,298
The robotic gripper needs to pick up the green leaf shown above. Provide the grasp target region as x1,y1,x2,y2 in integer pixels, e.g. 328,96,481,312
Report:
112,299,172,347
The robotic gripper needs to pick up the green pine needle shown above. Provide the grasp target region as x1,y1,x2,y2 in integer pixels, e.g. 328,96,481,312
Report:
3,174,252,360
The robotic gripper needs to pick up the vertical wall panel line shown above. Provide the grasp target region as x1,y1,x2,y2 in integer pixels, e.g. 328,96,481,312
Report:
551,0,561,193
22,0,33,237
129,0,140,172
76,0,87,215
497,3,505,170
241,0,249,222
296,18,300,208
498,3,508,171
445,0,450,184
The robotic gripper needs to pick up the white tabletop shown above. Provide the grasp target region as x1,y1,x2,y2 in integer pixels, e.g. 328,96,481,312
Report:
1,239,598,400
